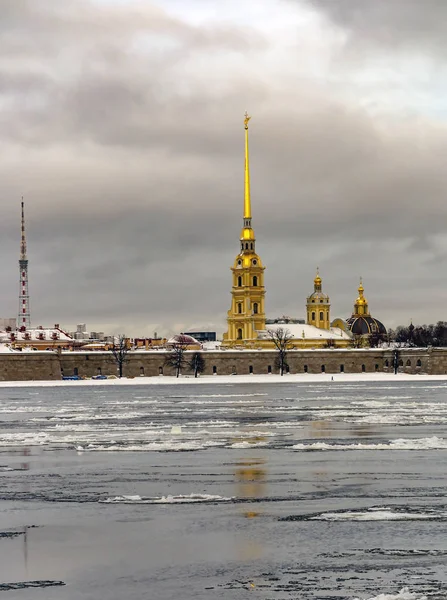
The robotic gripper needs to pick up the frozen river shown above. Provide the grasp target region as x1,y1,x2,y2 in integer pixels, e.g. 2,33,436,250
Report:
1,378,447,599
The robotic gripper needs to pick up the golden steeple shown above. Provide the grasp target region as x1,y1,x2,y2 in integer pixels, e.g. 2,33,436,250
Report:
223,113,266,346
314,267,322,292
354,277,369,316
241,111,255,242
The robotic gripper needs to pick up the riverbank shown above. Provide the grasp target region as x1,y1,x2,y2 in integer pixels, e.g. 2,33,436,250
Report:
0,372,446,387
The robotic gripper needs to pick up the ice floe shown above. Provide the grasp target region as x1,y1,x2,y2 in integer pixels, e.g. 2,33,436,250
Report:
292,436,447,451
100,493,233,504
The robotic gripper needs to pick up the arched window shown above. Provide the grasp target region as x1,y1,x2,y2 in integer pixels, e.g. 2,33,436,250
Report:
398,359,403,367
385,359,389,367
375,364,379,372
304,365,308,373
253,303,258,314
97,367,102,375
319,312,324,320
245,243,249,249
406,359,411,366
238,303,242,314
159,366,163,375
250,243,253,250
267,365,272,373
140,366,144,376
237,328,243,340
340,364,344,372
249,365,253,374
213,365,217,374
416,359,422,367
361,364,366,372
237,276,242,287
73,367,78,376
253,276,258,287
312,312,316,320
321,365,325,373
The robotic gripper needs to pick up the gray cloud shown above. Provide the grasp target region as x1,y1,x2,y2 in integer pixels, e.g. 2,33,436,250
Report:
1,0,446,336
306,0,447,57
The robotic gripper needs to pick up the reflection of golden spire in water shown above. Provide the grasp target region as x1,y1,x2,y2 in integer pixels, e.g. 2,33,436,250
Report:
235,457,266,519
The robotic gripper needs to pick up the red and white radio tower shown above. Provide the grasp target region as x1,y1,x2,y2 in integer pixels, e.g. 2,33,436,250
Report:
18,199,31,329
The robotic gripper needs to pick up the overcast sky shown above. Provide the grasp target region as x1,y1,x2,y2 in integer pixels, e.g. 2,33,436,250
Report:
1,0,447,337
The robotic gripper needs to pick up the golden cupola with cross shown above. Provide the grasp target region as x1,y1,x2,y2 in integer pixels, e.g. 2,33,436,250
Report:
346,278,387,336
222,113,266,346
306,268,330,330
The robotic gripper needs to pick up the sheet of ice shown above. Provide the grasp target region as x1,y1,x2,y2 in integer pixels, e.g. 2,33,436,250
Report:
292,436,447,451
352,587,427,600
312,508,440,521
100,493,233,504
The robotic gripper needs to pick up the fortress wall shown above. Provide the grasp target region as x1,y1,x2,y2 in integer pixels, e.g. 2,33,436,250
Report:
59,347,436,379
0,352,62,381
0,347,442,381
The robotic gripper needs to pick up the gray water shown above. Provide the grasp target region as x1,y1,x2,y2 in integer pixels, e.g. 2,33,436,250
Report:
1,380,447,599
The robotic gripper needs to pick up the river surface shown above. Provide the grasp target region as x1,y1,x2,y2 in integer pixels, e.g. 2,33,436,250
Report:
1,379,447,599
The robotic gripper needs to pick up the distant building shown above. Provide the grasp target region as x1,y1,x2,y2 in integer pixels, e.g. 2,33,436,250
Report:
0,324,75,350
265,317,304,325
0,318,16,330
69,324,113,343
134,337,167,349
186,331,216,342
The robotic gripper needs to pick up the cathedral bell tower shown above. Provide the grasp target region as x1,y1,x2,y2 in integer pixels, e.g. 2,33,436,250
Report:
222,113,266,346
306,268,330,330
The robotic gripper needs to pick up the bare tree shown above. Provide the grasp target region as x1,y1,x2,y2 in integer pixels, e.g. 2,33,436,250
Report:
188,352,206,378
267,327,293,376
164,335,190,378
110,334,130,378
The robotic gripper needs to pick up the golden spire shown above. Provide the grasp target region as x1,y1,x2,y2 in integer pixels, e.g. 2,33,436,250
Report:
354,277,369,315
314,266,322,289
244,111,251,221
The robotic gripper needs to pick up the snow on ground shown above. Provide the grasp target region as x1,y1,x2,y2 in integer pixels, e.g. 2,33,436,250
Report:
0,373,446,387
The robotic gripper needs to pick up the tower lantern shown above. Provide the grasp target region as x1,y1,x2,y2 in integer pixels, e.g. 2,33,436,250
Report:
306,268,330,330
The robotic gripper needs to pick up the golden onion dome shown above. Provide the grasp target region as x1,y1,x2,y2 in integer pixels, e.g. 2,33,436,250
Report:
241,227,255,241
356,279,366,304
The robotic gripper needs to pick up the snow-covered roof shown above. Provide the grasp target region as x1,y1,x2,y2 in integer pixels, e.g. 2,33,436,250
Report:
202,341,222,351
263,323,351,341
0,344,15,353
167,334,201,346
0,328,73,342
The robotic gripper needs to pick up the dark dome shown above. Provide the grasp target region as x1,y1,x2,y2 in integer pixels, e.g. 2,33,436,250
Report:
346,316,386,336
